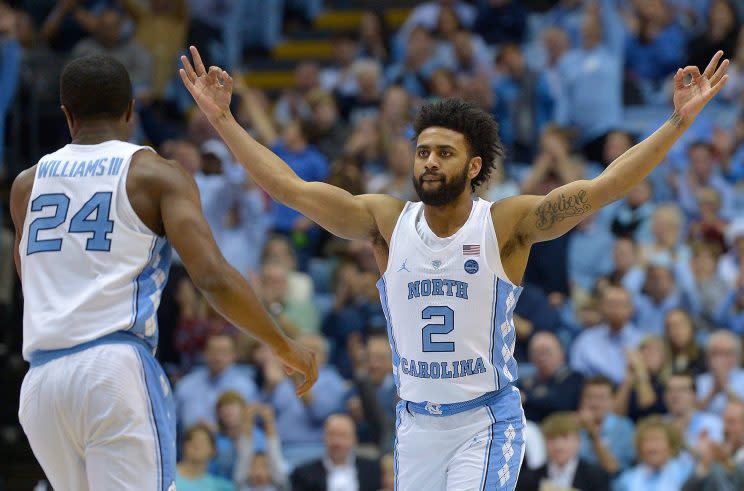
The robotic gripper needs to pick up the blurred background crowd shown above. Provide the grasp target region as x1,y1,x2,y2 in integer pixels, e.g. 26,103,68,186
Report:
2,0,744,490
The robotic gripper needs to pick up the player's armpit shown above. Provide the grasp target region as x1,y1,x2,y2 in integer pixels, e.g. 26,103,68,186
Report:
286,183,404,242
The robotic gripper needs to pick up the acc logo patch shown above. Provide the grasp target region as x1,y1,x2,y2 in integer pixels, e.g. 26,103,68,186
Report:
464,259,479,274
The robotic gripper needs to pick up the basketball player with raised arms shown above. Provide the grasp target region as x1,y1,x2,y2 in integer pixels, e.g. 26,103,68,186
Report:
10,55,317,491
180,47,728,490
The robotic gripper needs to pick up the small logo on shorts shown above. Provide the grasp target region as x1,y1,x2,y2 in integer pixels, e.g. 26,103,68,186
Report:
425,402,442,415
464,259,479,274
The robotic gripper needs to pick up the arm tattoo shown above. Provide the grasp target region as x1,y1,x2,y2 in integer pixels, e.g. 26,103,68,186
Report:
669,111,684,129
535,189,591,230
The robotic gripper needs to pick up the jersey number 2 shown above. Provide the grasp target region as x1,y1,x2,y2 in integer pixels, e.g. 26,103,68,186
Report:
421,306,455,352
27,192,114,254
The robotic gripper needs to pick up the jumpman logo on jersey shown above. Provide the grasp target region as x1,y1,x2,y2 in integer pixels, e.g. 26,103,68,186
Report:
397,259,410,272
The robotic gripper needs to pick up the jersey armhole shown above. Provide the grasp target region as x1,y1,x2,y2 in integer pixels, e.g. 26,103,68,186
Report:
482,200,520,286
382,201,414,275
117,147,161,237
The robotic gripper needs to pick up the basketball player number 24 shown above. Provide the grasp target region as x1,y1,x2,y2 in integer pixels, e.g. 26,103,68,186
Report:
422,306,455,352
26,192,114,254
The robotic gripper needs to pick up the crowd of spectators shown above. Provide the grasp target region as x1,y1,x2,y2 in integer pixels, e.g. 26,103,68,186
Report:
4,0,744,490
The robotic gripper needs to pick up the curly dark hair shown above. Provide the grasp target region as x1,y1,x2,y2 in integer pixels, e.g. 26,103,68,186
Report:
413,98,504,191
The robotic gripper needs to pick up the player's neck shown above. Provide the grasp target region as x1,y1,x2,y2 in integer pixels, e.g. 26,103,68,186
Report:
423,194,474,238
71,123,127,145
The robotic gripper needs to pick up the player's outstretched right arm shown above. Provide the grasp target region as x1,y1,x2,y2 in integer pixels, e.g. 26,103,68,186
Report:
140,154,317,394
180,46,399,242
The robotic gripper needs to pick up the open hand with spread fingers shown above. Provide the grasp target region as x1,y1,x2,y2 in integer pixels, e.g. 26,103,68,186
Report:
180,45,234,123
672,50,729,125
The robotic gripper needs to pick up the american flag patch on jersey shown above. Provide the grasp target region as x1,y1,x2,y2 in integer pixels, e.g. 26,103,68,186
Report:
463,244,480,255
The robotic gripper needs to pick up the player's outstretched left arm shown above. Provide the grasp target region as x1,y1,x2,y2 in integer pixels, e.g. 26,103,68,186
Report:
507,51,729,245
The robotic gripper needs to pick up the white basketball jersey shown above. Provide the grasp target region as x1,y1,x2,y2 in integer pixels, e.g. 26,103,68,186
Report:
19,140,171,361
377,198,522,404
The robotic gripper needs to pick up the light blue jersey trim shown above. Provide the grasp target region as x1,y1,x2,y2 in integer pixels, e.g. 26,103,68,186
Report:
134,344,177,491
404,383,512,417
28,330,151,367
377,277,401,391
131,237,172,352
489,276,499,391
479,405,496,491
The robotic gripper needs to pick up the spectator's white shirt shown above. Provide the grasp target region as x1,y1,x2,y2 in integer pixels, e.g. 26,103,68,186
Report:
547,456,579,489
324,455,358,491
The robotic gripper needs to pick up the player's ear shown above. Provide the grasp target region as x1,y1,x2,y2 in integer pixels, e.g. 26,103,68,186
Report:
60,105,76,138
124,99,135,123
468,156,482,180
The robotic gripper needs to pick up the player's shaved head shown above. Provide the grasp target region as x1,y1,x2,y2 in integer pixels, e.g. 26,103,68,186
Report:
60,55,133,121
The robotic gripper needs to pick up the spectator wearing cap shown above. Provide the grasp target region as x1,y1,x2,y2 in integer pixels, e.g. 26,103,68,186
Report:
516,412,610,491
519,332,584,423
615,416,691,491
634,253,693,335
717,219,744,288
697,330,744,415
571,286,642,385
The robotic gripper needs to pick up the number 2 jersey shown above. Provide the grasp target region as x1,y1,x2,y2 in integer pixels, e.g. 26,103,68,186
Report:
19,141,171,361
377,198,523,405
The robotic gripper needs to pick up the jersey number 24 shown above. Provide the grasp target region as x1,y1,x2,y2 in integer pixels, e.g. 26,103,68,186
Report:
27,192,114,254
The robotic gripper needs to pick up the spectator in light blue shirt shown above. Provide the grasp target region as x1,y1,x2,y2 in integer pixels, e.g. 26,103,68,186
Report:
697,331,744,415
663,372,723,452
624,0,687,101
554,0,624,161
177,423,236,491
176,333,260,428
262,334,348,469
0,8,20,173
571,286,643,385
615,416,692,491
634,254,693,335
673,141,735,221
568,214,615,296
578,376,636,475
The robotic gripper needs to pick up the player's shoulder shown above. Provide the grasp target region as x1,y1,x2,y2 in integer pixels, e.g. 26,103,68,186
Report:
358,193,407,241
9,165,37,222
128,148,195,193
